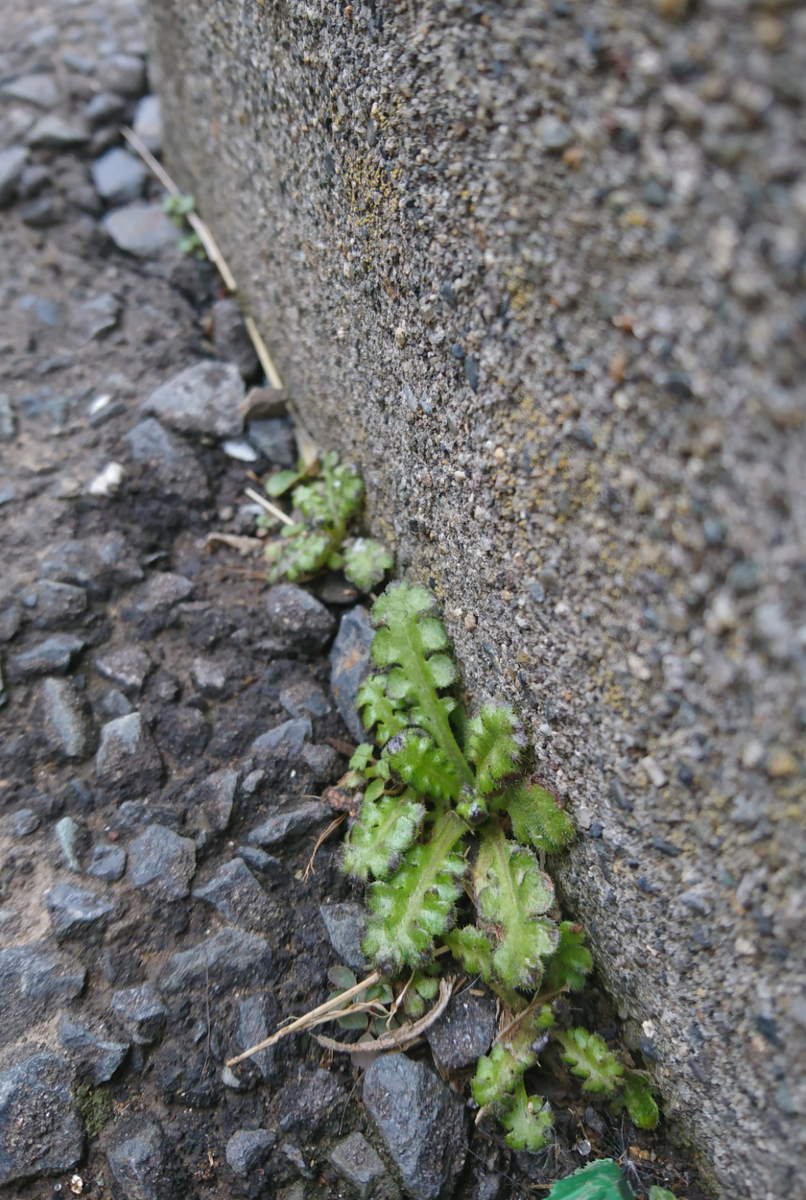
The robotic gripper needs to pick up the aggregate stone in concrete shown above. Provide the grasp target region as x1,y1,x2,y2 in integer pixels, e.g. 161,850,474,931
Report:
9,633,85,680
132,94,162,152
363,1054,467,1200
158,927,273,993
225,1129,274,1177
37,536,142,597
45,883,117,938
106,1117,183,1200
20,579,87,628
26,114,90,148
0,146,27,206
92,147,146,205
110,984,168,1044
211,297,259,380
95,712,162,796
235,994,276,1081
190,655,229,697
279,677,331,720
124,417,211,503
250,716,311,761
139,360,244,439
425,991,498,1071
102,202,178,257
120,572,194,637
94,645,152,695
127,823,196,900
330,1132,387,1200
247,801,329,849
39,677,93,758
87,842,127,882
247,416,296,465
0,808,40,837
68,292,123,344
319,901,368,972
329,605,374,742
192,857,272,931
97,52,146,95
264,584,336,655
85,90,127,125
58,1017,130,1083
0,1053,83,1186
0,73,61,109
187,767,238,833
0,942,86,1047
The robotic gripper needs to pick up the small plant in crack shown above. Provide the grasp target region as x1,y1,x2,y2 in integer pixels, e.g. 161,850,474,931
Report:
337,581,659,1151
162,192,205,257
258,451,392,591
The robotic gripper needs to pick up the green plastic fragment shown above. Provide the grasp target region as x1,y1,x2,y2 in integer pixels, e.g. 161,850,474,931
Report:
547,1159,636,1200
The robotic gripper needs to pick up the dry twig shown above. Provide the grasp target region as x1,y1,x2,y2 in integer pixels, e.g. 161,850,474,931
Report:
314,977,454,1054
244,487,294,526
302,814,346,882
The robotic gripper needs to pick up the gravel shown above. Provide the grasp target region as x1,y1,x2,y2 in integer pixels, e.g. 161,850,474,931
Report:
139,361,245,439
0,1053,84,1186
127,823,196,900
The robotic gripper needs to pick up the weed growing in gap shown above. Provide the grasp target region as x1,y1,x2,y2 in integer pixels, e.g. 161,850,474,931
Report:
259,451,392,591
338,582,658,1151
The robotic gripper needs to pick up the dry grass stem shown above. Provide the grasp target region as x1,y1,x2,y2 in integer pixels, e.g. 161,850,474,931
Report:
303,814,346,882
226,970,381,1065
244,487,294,526
314,977,454,1055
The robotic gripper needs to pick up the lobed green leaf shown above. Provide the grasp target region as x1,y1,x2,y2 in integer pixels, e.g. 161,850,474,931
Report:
343,538,394,592
499,1081,554,1152
467,705,526,796
555,1028,624,1094
499,783,576,853
542,922,593,995
343,791,424,883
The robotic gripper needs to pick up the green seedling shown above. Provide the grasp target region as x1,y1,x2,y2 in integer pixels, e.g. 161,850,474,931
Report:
337,581,660,1151
259,451,392,590
162,192,206,258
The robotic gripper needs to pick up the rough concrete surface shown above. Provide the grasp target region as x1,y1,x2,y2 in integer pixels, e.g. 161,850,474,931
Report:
144,2,806,1196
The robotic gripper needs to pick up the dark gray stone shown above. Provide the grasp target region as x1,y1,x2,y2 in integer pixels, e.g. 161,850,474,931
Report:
98,53,146,96
190,656,229,697
187,768,238,834
20,195,64,228
193,858,271,931
330,1132,386,1199
140,361,244,439
87,843,127,882
20,580,87,628
235,994,276,1080
18,164,51,200
234,845,285,882
251,717,312,761
0,146,28,206
99,688,134,719
85,91,127,125
102,202,178,258
26,115,90,149
363,1054,467,1200
45,883,116,938
1,73,60,108
247,801,329,848
94,646,152,695
212,298,260,379
95,713,162,797
92,148,144,204
0,1053,83,1186
133,95,162,153
58,1017,129,1083
120,572,194,638
1,808,40,837
39,677,93,759
159,927,273,993
9,634,85,680
106,1117,185,1200
265,584,336,654
279,678,332,720
300,742,340,781
68,292,122,344
128,824,196,900
277,1067,343,1136
329,605,374,742
125,418,210,503
319,902,368,972
225,1129,274,1177
0,942,86,1047
38,536,142,597
110,985,169,1045
248,416,296,465
425,991,498,1070
0,393,17,442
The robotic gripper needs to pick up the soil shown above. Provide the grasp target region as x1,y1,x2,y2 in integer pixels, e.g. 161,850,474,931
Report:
0,1,710,1198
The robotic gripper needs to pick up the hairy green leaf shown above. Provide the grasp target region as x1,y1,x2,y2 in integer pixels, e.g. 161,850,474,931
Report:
370,584,474,789
357,675,408,745
471,1008,549,1108
542,922,593,994
620,1073,659,1130
467,705,526,795
499,783,576,853
349,743,376,771
265,469,305,497
343,791,425,883
363,813,467,974
555,1028,624,1094
473,820,558,992
387,732,461,800
500,1081,554,1152
344,538,394,591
